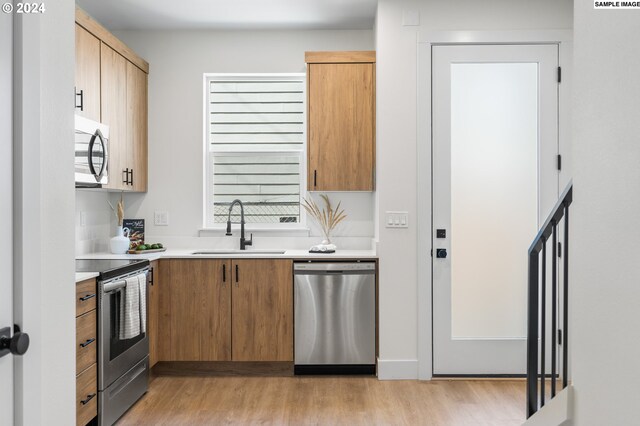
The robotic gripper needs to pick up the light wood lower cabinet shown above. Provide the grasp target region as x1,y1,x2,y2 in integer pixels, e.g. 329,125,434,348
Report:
75,278,97,426
156,258,292,363
148,260,160,368
231,259,293,361
159,259,231,362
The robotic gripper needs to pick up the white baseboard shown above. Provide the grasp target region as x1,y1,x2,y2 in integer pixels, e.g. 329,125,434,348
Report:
377,359,419,380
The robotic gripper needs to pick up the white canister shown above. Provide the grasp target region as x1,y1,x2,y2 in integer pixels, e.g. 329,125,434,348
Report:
110,226,130,254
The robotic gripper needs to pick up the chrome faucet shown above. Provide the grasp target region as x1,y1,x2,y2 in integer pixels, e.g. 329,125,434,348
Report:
226,199,253,250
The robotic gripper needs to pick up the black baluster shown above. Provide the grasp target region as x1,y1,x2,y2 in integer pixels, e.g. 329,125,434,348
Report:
551,222,557,397
527,250,540,418
563,204,570,389
541,239,546,406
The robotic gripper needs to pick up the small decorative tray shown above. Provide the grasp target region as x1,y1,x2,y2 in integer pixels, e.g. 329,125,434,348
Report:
127,248,167,254
309,249,336,254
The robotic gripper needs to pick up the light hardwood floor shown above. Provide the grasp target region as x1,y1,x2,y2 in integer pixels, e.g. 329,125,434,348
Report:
116,376,526,425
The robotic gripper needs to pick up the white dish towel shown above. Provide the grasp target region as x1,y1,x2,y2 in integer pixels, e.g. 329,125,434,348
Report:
119,273,147,339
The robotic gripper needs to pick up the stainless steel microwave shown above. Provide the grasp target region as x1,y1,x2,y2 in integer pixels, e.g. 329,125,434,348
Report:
75,115,109,188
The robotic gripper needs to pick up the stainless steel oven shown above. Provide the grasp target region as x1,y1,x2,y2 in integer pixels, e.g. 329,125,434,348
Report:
98,266,150,426
72,257,152,426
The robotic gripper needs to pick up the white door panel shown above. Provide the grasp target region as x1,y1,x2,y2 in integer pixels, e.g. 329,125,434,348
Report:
0,9,14,422
432,44,559,375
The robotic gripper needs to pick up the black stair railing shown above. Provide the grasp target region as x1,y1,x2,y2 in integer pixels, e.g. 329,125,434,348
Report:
526,182,573,418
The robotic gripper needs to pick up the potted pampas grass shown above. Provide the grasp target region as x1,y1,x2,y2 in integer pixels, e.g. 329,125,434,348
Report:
302,194,347,253
109,194,130,254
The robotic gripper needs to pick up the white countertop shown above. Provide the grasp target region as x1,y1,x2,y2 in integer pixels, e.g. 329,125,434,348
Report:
75,272,99,283
76,249,377,263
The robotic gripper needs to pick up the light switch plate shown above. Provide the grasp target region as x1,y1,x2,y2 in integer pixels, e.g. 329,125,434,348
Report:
385,211,409,228
154,211,169,226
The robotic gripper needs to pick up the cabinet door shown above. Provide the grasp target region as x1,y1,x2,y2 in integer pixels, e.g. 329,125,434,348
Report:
101,43,129,191
159,259,231,361
126,61,148,192
148,260,160,367
232,259,293,361
75,24,101,122
308,62,375,191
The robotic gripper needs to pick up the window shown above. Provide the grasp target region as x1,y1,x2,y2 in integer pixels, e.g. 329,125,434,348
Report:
205,74,306,228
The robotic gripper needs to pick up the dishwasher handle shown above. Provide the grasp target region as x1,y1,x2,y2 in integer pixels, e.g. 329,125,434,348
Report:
293,262,376,275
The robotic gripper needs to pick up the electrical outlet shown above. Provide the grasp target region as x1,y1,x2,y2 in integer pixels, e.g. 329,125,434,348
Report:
80,211,87,227
385,211,409,228
154,211,169,226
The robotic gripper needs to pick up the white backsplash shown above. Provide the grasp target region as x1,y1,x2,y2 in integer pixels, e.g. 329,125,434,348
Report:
76,190,376,255
75,190,112,255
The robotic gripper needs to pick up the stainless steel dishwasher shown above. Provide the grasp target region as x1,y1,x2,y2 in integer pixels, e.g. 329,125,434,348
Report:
294,261,376,375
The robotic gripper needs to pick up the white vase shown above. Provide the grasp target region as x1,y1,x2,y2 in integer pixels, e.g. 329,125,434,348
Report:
110,226,130,254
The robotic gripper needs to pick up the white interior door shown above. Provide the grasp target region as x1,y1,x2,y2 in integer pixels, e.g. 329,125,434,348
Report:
432,44,559,375
0,9,14,422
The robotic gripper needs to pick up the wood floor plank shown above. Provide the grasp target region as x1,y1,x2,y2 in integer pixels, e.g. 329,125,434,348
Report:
116,376,526,425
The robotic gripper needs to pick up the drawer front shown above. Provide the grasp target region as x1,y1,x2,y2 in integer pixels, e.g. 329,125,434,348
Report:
76,279,97,317
76,363,97,426
76,310,97,375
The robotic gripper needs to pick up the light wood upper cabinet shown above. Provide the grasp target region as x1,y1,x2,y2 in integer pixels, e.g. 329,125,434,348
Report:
101,43,128,191
232,259,293,362
76,6,149,192
127,61,148,192
306,51,376,191
158,259,231,362
75,24,101,122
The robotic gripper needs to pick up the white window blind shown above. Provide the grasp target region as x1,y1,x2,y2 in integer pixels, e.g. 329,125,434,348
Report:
206,75,305,226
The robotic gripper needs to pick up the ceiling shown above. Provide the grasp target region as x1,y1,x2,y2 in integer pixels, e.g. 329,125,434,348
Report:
75,0,378,31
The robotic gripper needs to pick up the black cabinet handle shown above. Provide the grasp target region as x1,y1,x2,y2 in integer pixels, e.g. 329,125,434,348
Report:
222,264,226,283
123,168,129,184
75,88,84,111
80,393,96,405
79,294,95,302
235,264,239,286
80,338,96,348
314,170,317,187
130,169,134,186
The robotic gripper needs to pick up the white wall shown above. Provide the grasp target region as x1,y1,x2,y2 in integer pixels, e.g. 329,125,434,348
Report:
13,1,76,423
374,0,573,379
571,4,640,425
75,28,375,252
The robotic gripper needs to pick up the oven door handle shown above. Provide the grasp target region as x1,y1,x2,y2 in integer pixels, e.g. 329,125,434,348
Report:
103,280,126,293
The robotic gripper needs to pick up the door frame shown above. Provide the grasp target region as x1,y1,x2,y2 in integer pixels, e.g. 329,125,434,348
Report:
416,30,573,380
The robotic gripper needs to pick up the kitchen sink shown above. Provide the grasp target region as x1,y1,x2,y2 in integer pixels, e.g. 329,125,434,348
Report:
191,249,287,255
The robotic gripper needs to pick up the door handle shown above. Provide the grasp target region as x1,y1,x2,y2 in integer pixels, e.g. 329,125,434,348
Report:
235,264,239,287
436,248,447,259
0,325,30,358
